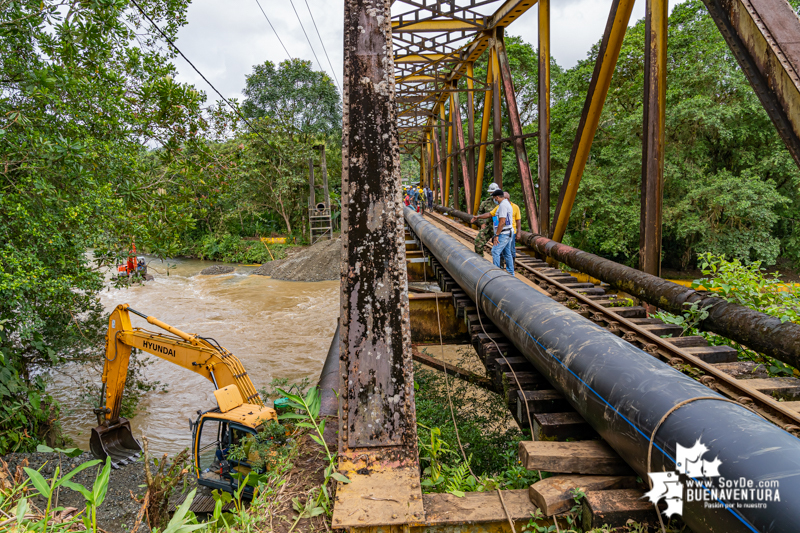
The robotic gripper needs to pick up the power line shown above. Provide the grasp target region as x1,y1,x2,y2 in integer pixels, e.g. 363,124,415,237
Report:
128,0,274,148
287,0,327,81
302,0,342,93
254,0,291,60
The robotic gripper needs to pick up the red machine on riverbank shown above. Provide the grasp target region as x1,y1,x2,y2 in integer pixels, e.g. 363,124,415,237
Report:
116,242,153,281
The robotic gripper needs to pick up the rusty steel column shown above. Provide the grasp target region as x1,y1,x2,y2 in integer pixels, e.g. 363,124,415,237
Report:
496,31,539,233
640,0,667,277
538,0,551,237
466,62,477,204
491,46,503,188
550,0,635,242
432,127,445,203
451,85,472,213
339,0,416,453
702,0,800,169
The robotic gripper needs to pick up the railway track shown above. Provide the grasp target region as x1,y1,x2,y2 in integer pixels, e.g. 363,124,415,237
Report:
402,207,800,531
417,210,800,436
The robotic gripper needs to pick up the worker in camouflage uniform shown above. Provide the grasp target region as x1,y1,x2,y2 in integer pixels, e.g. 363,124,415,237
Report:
470,182,500,254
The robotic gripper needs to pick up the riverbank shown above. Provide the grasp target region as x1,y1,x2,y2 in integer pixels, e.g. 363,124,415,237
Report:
252,238,340,282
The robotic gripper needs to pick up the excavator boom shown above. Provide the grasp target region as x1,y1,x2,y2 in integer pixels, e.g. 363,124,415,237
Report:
92,304,270,468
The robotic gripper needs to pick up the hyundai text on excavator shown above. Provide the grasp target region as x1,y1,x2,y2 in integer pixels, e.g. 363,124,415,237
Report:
92,304,278,494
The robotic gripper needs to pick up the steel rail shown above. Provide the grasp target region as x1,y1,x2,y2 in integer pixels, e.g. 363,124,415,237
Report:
428,208,800,432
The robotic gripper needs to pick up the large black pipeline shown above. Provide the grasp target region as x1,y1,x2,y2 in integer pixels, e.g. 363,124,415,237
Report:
408,207,800,533
318,322,340,417
434,204,800,369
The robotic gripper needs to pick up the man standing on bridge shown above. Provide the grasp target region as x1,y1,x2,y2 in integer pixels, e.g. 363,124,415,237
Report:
489,189,515,274
490,191,521,265
470,182,500,254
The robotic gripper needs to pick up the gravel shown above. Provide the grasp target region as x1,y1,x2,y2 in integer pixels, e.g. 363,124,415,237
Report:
2,451,195,533
199,265,235,275
252,238,340,282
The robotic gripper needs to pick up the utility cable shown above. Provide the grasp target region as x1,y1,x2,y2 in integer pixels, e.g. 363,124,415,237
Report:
128,0,275,149
302,0,342,92
254,0,291,60
419,236,477,480
287,0,326,78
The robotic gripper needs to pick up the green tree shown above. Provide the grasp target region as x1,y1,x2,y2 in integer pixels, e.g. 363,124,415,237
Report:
242,59,342,141
0,0,209,453
551,0,799,267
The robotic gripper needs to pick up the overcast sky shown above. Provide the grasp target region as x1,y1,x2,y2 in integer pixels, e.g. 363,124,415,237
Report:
172,0,687,104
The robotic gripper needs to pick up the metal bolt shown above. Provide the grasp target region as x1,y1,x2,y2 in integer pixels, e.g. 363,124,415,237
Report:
392,514,398,519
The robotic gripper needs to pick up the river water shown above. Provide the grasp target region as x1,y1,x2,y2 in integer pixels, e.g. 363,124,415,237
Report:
50,257,339,456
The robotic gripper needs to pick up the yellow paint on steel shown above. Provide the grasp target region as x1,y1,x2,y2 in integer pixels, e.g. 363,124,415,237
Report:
261,236,287,244
395,53,447,63
391,19,482,32
551,0,636,243
538,0,551,234
445,97,454,207
427,131,434,188
473,53,494,214
397,75,439,83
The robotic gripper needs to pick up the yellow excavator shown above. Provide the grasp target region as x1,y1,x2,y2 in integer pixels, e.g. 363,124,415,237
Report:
92,304,278,494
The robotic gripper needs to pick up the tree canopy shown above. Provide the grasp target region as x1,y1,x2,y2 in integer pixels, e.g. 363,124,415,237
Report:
242,58,342,141
0,0,213,452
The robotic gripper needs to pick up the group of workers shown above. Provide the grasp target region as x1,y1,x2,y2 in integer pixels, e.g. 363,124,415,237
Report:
402,181,520,276
403,186,434,211
470,182,521,276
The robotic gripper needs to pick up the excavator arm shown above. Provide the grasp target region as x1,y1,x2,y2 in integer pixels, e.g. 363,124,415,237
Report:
92,304,268,467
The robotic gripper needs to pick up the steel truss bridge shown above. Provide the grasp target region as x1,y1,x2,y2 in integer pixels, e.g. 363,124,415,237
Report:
328,1,800,531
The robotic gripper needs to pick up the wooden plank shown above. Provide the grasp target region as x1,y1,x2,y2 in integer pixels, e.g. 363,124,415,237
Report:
529,475,636,516
779,401,800,412
517,390,571,419
423,489,537,525
607,306,648,318
713,361,769,379
636,323,684,337
492,356,535,374
581,489,658,530
663,335,708,348
741,377,800,400
518,441,633,476
683,345,738,364
533,412,598,441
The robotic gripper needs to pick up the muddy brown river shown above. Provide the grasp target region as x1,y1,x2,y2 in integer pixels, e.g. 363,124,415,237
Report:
50,257,339,456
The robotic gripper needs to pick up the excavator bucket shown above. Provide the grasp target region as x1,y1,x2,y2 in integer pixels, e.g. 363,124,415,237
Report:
90,418,142,469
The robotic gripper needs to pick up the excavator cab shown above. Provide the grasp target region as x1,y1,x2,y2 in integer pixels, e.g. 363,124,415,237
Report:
192,385,277,495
